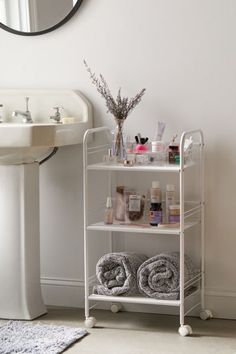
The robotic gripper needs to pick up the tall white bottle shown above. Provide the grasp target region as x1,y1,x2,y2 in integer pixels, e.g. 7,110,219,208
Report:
165,184,175,222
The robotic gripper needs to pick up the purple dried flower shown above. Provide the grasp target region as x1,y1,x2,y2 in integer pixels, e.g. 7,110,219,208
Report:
84,60,146,123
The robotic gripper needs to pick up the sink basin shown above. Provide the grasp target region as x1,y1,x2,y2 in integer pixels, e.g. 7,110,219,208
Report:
0,89,92,164
0,122,90,164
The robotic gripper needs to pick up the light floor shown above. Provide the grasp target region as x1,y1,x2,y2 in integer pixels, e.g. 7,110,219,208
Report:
31,307,236,354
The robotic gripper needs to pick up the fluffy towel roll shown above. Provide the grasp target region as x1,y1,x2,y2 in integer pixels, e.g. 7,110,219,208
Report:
94,252,148,296
137,252,198,300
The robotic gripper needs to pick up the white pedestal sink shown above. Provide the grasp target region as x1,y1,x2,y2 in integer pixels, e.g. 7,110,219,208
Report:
0,90,92,319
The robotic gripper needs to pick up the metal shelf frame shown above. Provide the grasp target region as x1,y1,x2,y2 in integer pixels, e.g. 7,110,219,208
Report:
83,126,205,335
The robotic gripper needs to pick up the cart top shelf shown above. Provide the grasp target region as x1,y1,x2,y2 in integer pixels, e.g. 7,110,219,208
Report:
87,161,195,172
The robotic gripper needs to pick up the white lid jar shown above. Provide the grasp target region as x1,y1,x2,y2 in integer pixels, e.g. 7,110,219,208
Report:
151,141,165,152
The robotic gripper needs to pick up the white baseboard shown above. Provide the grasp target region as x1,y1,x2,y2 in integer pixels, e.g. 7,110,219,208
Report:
205,290,236,320
41,277,236,319
41,277,87,308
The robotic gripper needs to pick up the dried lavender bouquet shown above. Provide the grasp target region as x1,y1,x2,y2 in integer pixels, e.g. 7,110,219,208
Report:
84,60,146,158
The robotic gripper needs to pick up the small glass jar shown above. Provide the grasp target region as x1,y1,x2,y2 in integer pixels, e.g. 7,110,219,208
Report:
168,144,180,164
151,141,167,163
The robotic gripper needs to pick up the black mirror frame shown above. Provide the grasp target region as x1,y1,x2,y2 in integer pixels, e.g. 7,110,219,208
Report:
0,0,83,36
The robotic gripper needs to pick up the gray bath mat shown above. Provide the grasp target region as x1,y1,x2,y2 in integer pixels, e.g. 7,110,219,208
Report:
0,320,87,354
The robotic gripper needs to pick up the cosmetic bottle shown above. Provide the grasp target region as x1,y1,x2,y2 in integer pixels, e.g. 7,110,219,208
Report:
104,197,113,224
150,181,161,203
149,202,162,226
149,181,162,226
169,204,180,223
165,184,175,222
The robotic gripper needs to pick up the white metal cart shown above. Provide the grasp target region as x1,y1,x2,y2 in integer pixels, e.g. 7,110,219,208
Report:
83,127,212,336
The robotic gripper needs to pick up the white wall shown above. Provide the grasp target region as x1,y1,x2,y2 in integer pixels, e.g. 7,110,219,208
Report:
0,0,236,319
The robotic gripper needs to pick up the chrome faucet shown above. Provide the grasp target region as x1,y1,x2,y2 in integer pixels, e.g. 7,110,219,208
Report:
50,107,63,124
12,97,33,123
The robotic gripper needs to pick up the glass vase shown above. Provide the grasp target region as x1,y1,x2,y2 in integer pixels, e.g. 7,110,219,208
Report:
113,120,125,162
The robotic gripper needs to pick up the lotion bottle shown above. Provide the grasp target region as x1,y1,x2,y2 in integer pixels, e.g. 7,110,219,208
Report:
150,181,161,203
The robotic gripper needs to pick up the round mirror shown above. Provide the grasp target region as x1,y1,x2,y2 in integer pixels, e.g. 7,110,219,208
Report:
0,0,83,36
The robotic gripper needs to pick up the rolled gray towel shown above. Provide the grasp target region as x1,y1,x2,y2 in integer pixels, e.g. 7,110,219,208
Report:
94,252,148,296
137,252,198,300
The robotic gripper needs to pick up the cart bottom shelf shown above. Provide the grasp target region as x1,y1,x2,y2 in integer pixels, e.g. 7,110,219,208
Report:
88,294,181,307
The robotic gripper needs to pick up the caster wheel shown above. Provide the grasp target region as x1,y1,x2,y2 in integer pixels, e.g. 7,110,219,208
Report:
200,309,213,320
178,325,193,337
110,303,122,313
85,316,97,328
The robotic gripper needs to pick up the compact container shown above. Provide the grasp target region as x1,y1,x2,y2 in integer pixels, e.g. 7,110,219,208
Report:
151,141,166,163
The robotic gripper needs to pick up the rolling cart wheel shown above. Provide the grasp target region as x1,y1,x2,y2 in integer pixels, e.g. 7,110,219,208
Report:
178,325,193,336
200,309,213,320
85,316,97,328
110,303,122,313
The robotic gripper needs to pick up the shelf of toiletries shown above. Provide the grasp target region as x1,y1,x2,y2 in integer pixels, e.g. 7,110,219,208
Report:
99,177,201,230
87,160,195,172
87,220,200,235
88,198,201,233
86,122,199,170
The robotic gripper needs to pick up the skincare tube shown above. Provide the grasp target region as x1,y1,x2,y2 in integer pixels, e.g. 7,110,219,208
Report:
154,121,166,141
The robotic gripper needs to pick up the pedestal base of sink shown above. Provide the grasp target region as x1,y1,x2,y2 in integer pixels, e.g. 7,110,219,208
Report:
0,163,46,319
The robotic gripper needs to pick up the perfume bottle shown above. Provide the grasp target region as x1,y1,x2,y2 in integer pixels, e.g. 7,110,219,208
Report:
104,197,113,224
